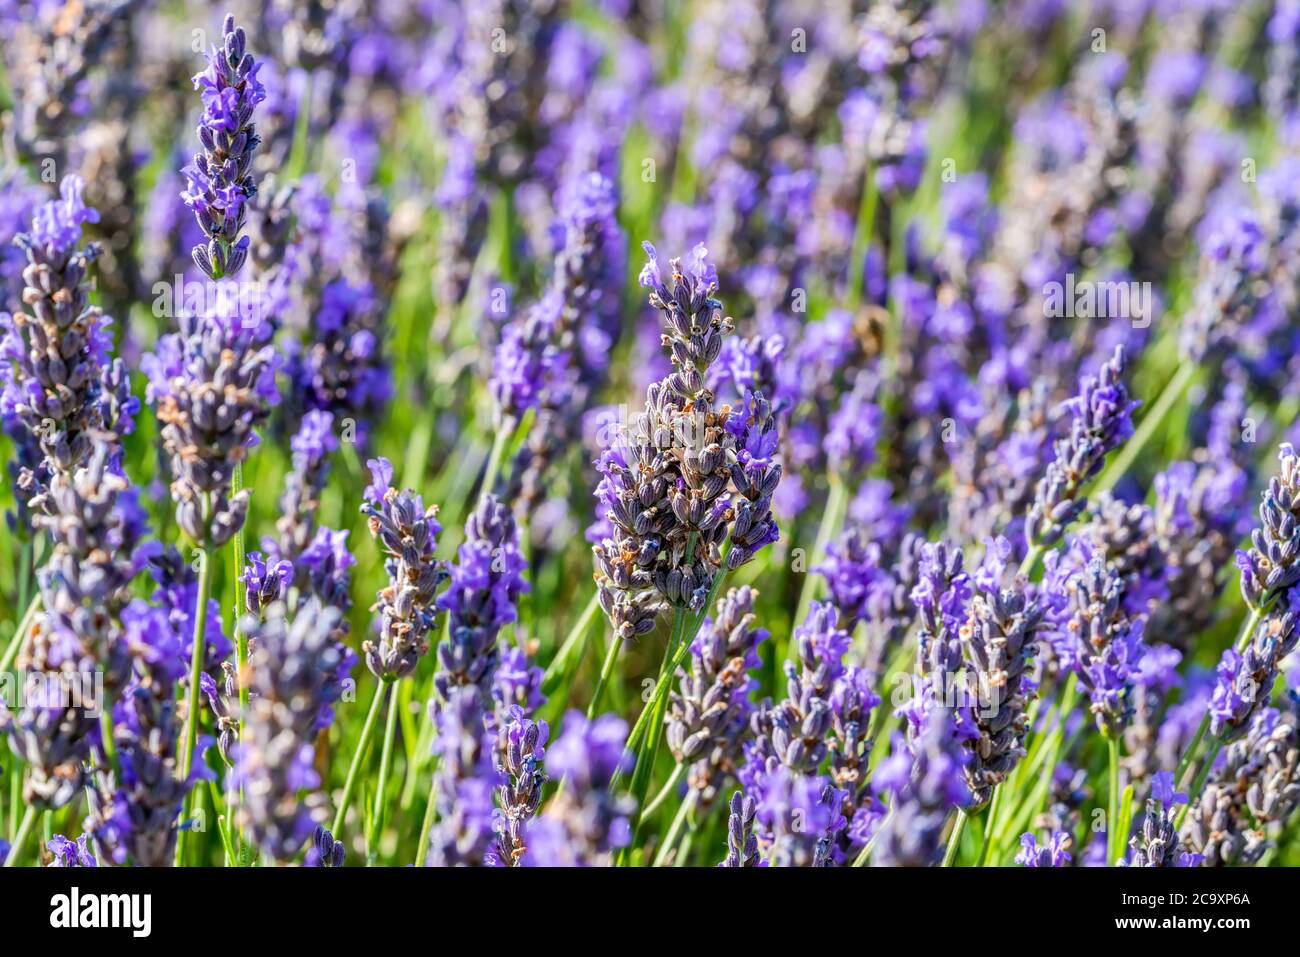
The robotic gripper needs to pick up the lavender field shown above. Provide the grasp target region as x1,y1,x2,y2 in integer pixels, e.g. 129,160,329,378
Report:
0,0,1297,873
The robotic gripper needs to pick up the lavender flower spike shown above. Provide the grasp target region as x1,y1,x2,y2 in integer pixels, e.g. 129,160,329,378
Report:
961,547,1046,807
1017,831,1072,867
236,599,345,861
523,712,636,867
1025,346,1137,550
666,585,766,805
1182,701,1300,866
490,705,548,866
1237,444,1300,609
3,175,114,477
143,308,279,548
426,688,497,867
434,493,529,702
183,13,266,279
871,709,971,867
719,791,759,867
361,457,448,680
1049,542,1147,738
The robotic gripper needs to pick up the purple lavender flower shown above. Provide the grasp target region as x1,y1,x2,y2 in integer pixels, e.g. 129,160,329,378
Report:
1182,700,1300,865
239,552,293,616
908,540,972,732
870,709,971,867
718,790,759,867
960,540,1046,807
827,664,884,860
1148,457,1249,647
1017,831,1072,867
489,292,558,428
724,391,782,570
361,457,448,680
305,825,345,867
667,586,766,805
816,529,891,635
590,424,672,641
1124,771,1193,868
183,14,266,279
426,687,497,867
24,439,152,685
742,601,849,795
522,711,635,867
46,834,97,868
1237,444,1300,609
85,601,192,867
491,645,545,717
267,409,339,576
592,241,783,633
1025,346,1137,549
434,493,530,702
507,172,626,510
144,306,279,548
1046,539,1148,738
490,705,548,867
753,766,846,867
1,176,118,478
1,674,97,810
1178,205,1271,365
235,598,345,861
1207,586,1299,739
147,546,233,679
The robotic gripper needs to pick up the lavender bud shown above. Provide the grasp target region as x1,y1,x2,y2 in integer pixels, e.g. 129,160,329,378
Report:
235,599,344,860
361,457,448,681
1237,444,1300,609
1025,346,1137,550
667,586,766,805
183,14,266,280
718,791,759,867
434,493,529,702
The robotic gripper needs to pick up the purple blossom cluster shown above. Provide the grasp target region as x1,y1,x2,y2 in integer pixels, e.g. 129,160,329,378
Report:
7,0,1300,877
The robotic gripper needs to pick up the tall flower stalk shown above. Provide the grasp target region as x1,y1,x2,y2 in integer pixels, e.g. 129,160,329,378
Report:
145,12,270,866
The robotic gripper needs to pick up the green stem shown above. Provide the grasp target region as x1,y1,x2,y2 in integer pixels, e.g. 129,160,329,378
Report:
7,762,19,840
206,778,236,866
640,762,685,822
15,536,31,626
541,590,601,697
586,633,621,719
477,421,512,506
98,694,117,770
1107,736,1122,867
976,786,1001,867
174,502,215,867
615,543,735,805
651,791,698,867
414,772,441,867
626,610,684,806
941,808,968,867
4,805,36,866
1093,362,1197,495
846,159,878,311
1176,739,1225,833
331,679,388,836
366,680,400,864
232,464,250,755
0,594,41,673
